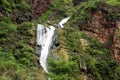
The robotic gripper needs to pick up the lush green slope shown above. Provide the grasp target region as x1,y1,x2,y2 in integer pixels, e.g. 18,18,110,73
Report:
47,0,120,80
0,0,120,80
0,0,47,80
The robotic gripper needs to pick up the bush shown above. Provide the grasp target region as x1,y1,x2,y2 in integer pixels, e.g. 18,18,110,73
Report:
0,16,16,37
48,59,79,80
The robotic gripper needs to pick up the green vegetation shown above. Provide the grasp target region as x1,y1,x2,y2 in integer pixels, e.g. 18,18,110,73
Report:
61,25,120,80
48,59,79,80
0,0,120,80
71,0,120,29
46,0,120,79
38,0,75,25
0,0,31,12
0,21,48,80
106,0,120,6
0,1,47,79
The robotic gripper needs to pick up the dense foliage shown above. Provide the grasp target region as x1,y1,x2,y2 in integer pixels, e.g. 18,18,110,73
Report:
0,0,120,80
47,0,120,80
0,1,47,80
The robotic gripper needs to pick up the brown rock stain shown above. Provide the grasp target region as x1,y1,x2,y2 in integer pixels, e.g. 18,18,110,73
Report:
28,0,51,18
84,10,120,64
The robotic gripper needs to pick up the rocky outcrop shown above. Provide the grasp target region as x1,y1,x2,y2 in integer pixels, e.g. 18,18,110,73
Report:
85,10,116,43
82,3,120,64
28,0,51,18
111,21,120,64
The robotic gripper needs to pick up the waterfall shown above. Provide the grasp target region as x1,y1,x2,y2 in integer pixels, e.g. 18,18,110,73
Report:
36,24,55,73
36,17,70,74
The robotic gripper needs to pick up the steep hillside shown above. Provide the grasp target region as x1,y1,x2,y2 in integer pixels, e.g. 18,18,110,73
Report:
0,0,48,80
47,0,120,80
71,0,120,64
0,0,120,80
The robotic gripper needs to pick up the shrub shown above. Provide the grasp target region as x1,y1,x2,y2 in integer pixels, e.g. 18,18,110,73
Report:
48,59,79,80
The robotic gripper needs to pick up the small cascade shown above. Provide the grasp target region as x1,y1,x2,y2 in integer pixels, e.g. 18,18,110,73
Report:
58,17,70,28
36,17,70,79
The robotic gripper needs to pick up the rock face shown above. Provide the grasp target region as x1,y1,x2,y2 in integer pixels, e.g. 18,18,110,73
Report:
111,21,120,64
85,10,116,43
83,4,120,63
28,0,51,18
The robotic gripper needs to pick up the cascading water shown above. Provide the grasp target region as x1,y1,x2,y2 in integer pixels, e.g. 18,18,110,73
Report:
36,24,55,73
58,17,70,28
36,17,70,77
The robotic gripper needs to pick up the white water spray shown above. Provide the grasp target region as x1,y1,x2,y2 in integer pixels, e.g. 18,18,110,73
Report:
36,17,70,75
58,17,70,28
36,24,55,73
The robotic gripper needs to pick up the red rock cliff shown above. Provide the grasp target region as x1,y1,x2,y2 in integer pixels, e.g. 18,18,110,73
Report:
83,3,120,64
